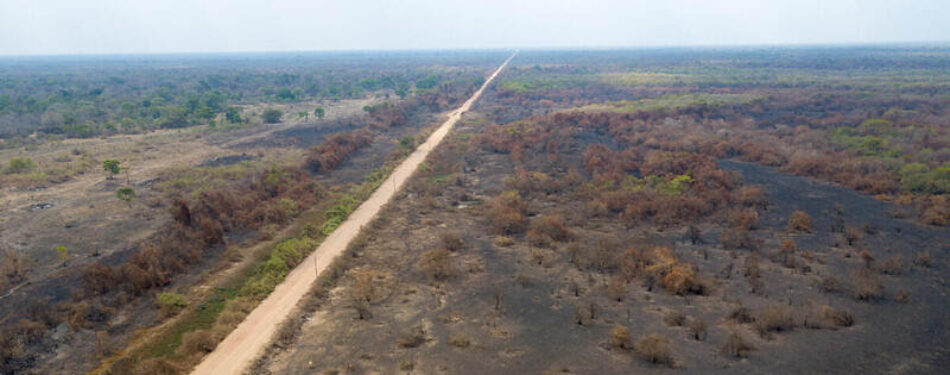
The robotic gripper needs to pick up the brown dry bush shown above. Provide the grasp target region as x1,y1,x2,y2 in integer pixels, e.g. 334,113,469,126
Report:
719,227,760,250
788,210,812,233
0,250,27,289
305,129,373,173
135,358,183,375
440,232,464,251
417,248,456,281
755,305,797,336
528,214,573,243
688,318,707,341
896,289,911,304
727,209,760,230
844,226,862,246
820,276,840,293
912,251,933,268
488,191,528,235
853,268,884,301
178,329,218,355
449,334,471,348
875,255,904,276
606,276,627,301
349,269,380,319
721,330,755,358
735,185,768,208
663,310,687,327
633,334,674,366
608,325,632,350
821,306,854,328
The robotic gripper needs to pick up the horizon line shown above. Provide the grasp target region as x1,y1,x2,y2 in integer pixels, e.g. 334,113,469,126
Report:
2,40,949,59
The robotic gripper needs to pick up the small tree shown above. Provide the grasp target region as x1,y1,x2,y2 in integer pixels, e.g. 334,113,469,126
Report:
102,160,121,179
262,109,283,124
314,107,325,119
116,187,136,208
297,111,308,120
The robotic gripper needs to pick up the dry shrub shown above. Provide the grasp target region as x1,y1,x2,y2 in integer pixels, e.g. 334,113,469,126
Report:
573,302,596,326
895,289,911,304
875,255,903,276
719,227,760,250
493,236,515,247
663,310,687,327
417,248,456,281
178,329,218,355
721,330,755,358
440,232,464,251
744,254,763,293
305,129,373,173
606,276,627,301
820,276,840,293
660,264,708,296
853,268,883,301
349,269,380,319
727,209,759,230
736,185,768,208
687,318,707,341
528,214,573,244
821,306,854,327
488,191,528,235
135,358,183,375
844,226,862,246
449,334,471,348
755,305,796,335
912,251,933,268
397,325,428,348
788,210,812,233
0,250,27,289
608,325,632,350
633,334,674,366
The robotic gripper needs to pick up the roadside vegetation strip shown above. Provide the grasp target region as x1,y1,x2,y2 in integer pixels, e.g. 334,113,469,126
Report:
190,52,514,375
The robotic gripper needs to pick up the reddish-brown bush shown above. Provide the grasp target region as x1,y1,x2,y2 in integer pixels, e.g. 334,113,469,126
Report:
305,129,372,173
488,191,528,235
788,211,812,233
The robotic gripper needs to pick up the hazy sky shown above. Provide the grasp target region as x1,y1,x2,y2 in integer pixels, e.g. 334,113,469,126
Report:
1,0,948,55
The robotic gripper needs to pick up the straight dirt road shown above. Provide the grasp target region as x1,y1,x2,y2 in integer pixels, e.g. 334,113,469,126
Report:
191,52,516,375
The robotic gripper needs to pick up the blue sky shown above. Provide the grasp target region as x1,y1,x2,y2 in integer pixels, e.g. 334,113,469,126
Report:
1,0,947,55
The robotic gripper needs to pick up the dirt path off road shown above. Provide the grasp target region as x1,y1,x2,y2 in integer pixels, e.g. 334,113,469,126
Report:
191,52,516,375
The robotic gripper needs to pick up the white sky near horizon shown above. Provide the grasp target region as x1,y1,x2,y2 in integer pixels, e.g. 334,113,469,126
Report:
0,0,948,56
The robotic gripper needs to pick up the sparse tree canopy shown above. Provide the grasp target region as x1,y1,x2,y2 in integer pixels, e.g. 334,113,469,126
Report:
314,107,325,119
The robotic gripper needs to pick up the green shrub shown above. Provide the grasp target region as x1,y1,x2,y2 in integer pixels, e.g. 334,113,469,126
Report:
5,157,34,174
156,292,188,316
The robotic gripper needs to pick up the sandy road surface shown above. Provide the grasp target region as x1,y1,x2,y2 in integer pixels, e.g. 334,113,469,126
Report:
191,52,516,375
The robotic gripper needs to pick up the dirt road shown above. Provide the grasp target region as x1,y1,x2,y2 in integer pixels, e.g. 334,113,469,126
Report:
191,52,516,375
